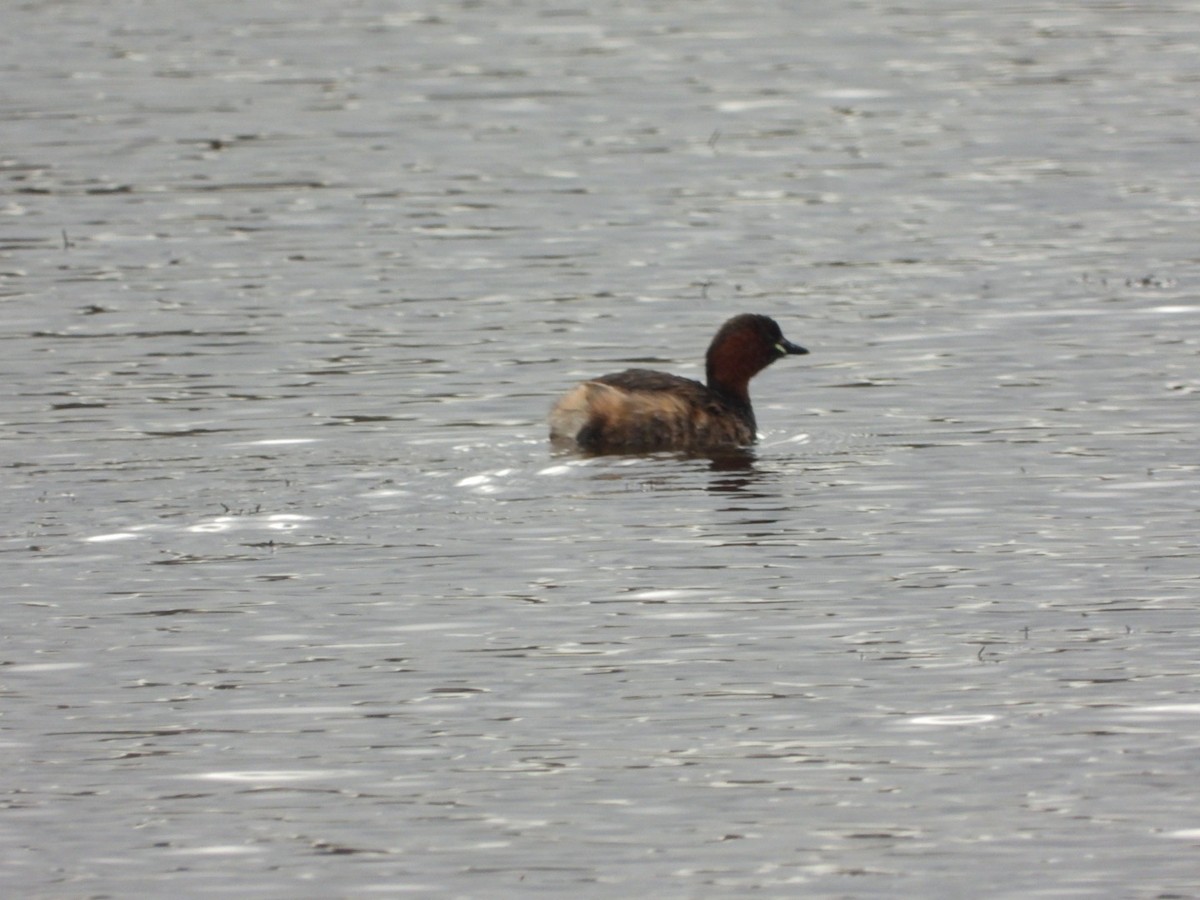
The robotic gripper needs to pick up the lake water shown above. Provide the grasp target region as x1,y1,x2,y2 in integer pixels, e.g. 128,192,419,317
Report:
4,1,1199,896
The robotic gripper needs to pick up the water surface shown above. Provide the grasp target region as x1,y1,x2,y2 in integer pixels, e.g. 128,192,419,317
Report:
4,1,1199,896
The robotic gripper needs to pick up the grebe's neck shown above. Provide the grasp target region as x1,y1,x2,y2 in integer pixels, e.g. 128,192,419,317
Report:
705,371,752,408
706,328,762,407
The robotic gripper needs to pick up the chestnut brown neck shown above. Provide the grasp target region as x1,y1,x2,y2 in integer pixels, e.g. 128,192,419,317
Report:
706,328,767,407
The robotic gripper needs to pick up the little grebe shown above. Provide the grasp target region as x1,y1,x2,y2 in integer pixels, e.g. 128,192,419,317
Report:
548,313,808,454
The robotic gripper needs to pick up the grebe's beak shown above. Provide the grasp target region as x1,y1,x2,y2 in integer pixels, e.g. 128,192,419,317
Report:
776,338,808,356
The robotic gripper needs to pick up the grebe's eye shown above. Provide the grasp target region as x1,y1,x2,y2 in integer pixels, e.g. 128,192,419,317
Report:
774,342,787,355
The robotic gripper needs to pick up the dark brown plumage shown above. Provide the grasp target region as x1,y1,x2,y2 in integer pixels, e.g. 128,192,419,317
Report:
548,314,808,454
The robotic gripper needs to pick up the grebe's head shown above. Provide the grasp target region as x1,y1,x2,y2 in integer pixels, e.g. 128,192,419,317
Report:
705,314,807,399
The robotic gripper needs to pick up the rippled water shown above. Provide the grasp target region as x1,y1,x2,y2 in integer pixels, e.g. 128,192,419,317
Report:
4,1,1200,896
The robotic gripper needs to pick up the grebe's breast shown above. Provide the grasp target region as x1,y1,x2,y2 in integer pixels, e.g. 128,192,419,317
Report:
548,368,755,454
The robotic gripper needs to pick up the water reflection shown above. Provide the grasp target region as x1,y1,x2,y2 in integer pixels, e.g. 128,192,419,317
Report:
703,447,759,477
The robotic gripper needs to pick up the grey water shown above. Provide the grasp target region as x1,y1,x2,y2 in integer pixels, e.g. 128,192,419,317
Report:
3,1,1199,896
